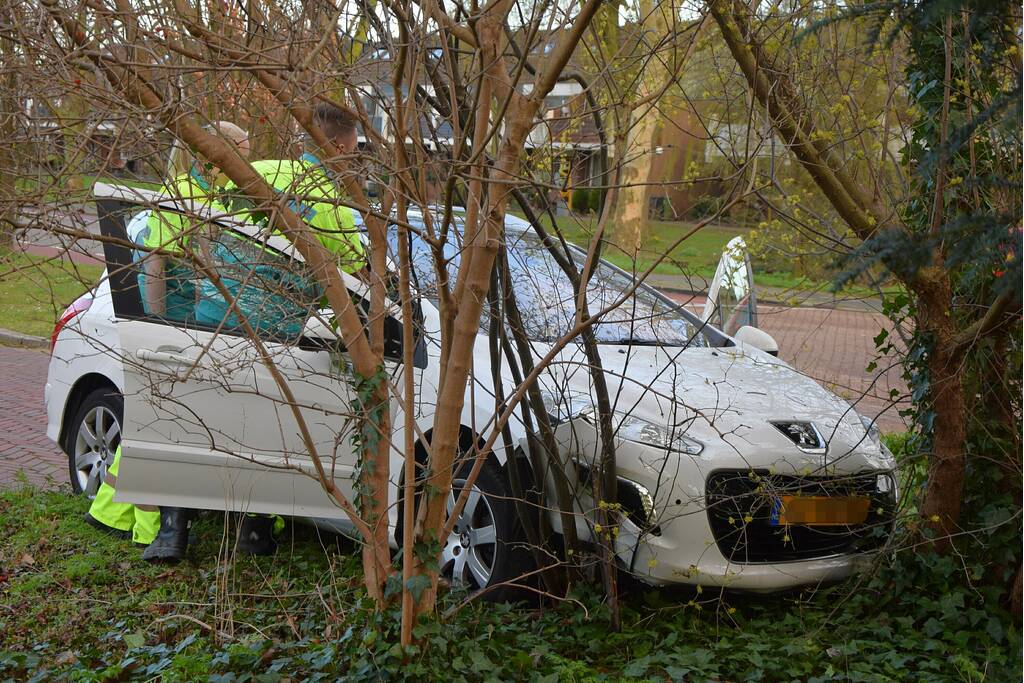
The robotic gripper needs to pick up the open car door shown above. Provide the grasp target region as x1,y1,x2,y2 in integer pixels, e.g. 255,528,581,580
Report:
702,235,757,335
94,183,420,519
701,236,778,354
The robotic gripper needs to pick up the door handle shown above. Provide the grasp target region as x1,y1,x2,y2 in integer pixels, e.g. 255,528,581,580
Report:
136,348,197,366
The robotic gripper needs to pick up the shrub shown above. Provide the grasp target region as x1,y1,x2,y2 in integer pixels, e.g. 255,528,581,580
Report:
688,194,722,220
571,188,591,214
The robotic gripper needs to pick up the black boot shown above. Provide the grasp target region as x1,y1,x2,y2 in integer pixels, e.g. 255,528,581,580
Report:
142,507,196,563
237,514,277,556
83,512,132,540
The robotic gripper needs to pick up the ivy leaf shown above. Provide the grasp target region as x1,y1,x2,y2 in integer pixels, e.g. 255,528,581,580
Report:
622,655,651,677
405,574,432,603
468,649,492,673
985,617,1005,643
383,573,403,599
174,633,197,654
123,632,145,650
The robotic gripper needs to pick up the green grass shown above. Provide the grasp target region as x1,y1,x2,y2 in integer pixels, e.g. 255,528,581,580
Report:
512,211,744,278
81,175,161,192
15,175,160,201
0,483,364,679
0,483,1017,681
0,249,103,338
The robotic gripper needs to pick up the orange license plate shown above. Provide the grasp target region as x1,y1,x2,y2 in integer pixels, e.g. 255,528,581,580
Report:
774,496,870,526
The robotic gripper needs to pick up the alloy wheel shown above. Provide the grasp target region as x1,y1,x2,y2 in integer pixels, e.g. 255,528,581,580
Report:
441,478,498,590
73,405,121,497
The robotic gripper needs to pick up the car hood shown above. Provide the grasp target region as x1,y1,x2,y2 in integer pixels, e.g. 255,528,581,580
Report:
543,340,892,474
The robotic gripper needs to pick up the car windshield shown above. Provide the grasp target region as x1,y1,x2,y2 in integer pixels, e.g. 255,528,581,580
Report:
389,221,704,347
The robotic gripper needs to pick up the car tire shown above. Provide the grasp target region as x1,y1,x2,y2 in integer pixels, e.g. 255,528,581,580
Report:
440,457,533,601
66,388,123,498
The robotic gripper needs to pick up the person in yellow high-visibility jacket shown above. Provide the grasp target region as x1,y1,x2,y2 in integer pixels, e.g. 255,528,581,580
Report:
141,121,250,319
216,102,365,276
191,102,365,555
138,122,254,562
88,107,363,559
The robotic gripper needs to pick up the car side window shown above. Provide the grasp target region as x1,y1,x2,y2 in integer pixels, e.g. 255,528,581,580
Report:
194,230,323,343
99,200,320,342
132,207,205,325
100,198,426,365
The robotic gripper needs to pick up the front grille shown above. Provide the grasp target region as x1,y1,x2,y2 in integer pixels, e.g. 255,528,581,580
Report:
705,470,895,564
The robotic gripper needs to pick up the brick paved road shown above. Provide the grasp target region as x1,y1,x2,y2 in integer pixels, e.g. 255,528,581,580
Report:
0,346,66,489
0,301,908,489
756,306,908,433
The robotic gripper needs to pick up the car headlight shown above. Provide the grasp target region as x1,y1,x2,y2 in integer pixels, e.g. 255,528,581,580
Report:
580,407,704,456
859,414,895,459
859,414,880,442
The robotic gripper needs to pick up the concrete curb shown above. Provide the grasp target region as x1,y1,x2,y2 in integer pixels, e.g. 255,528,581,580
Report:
0,328,48,349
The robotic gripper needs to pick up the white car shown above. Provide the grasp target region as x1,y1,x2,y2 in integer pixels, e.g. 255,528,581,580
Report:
45,183,896,593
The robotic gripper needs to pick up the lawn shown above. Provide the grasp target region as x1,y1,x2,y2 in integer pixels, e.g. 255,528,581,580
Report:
0,482,1017,681
511,211,744,278
0,250,104,339
16,175,160,197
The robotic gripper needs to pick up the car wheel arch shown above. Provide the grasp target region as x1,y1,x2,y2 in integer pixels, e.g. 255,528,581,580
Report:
406,425,532,485
397,425,534,526
403,425,488,485
60,373,122,454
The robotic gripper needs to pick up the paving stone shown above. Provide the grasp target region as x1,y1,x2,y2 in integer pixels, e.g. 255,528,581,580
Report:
0,346,66,489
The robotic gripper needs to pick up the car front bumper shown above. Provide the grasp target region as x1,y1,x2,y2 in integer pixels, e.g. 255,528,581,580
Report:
554,420,893,592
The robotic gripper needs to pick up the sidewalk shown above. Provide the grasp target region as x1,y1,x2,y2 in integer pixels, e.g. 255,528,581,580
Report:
0,346,65,489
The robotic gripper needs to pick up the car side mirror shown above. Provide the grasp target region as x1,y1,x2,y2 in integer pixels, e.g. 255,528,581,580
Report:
734,325,778,356
299,300,428,370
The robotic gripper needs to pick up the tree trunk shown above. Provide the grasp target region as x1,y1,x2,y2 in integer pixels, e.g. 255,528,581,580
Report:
915,273,966,546
610,104,660,253
0,24,18,234
608,0,670,253
57,91,90,192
